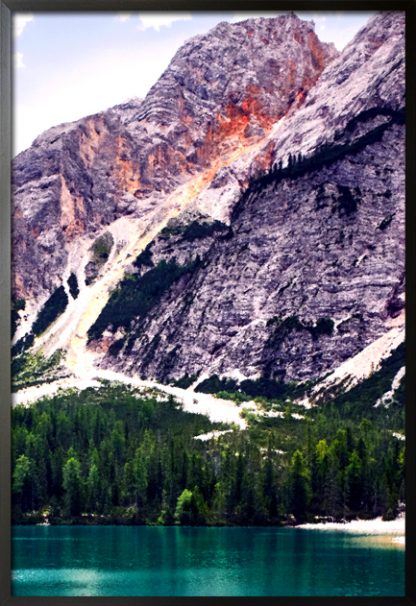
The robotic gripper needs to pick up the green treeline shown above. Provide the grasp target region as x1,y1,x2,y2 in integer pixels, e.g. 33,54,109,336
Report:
248,107,404,194
87,257,201,342
32,286,68,337
12,350,63,392
12,379,404,526
230,107,404,222
12,286,69,357
160,219,227,242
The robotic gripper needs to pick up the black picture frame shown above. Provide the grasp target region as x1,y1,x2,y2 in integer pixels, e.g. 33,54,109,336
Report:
1,1,415,604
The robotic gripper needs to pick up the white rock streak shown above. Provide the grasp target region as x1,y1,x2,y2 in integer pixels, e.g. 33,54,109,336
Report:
12,369,247,428
375,366,405,408
193,430,233,441
306,323,405,405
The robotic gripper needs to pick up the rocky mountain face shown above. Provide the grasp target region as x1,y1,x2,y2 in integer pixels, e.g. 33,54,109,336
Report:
12,100,142,302
12,13,335,306
94,118,405,383
12,12,405,394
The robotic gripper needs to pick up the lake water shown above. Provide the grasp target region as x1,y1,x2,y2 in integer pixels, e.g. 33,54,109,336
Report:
12,525,404,596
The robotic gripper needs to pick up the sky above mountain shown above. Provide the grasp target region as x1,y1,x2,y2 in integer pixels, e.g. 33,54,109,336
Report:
14,11,374,155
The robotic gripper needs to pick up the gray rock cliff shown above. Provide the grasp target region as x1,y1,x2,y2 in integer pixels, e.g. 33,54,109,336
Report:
12,12,405,390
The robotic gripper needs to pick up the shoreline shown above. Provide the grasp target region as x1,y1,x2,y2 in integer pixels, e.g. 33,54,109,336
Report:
16,515,404,531
14,517,406,548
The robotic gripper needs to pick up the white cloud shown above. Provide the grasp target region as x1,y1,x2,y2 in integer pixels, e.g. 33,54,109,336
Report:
297,12,374,50
137,12,192,32
316,16,327,31
14,14,34,38
15,52,25,69
14,42,174,155
116,13,132,23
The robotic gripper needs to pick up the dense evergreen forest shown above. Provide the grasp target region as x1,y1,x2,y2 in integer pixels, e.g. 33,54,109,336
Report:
12,348,404,526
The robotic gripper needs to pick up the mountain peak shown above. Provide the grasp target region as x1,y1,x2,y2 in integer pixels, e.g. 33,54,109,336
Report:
13,13,337,304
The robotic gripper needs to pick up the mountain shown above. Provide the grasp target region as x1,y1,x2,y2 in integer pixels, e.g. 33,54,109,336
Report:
12,12,405,403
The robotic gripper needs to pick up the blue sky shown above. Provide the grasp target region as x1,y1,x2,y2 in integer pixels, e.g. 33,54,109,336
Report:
14,11,374,156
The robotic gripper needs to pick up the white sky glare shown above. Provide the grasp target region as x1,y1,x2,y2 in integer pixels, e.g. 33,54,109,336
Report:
14,11,374,156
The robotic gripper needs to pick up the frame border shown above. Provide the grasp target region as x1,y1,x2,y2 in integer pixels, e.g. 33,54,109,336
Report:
1,1,415,605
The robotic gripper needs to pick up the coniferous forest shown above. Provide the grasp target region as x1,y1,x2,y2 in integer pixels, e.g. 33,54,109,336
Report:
12,347,404,526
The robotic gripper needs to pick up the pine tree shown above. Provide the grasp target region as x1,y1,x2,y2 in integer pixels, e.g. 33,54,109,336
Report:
133,448,148,512
86,463,100,513
13,454,33,512
289,449,311,522
313,439,330,515
62,456,83,517
263,453,279,521
345,450,363,513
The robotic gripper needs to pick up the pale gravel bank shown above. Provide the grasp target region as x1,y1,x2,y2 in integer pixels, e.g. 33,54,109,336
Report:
298,515,405,547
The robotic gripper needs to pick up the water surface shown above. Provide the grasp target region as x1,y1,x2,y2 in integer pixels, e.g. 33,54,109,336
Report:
12,525,404,596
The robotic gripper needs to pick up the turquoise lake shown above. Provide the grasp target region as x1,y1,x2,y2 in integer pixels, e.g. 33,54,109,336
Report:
12,525,404,596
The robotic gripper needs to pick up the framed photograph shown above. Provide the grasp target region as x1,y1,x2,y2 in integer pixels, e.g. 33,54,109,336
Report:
1,0,415,603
